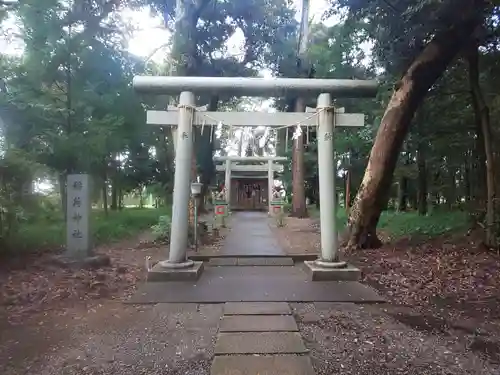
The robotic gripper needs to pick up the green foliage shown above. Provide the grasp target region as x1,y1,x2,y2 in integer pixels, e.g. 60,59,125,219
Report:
310,206,468,239
0,148,45,248
377,210,469,238
151,214,172,243
12,207,170,251
93,208,169,243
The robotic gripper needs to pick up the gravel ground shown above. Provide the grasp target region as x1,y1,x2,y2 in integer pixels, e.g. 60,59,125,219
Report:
291,302,498,375
0,303,223,375
270,217,321,255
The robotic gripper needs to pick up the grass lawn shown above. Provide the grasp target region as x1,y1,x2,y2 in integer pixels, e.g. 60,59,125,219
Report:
14,207,171,251
308,206,469,238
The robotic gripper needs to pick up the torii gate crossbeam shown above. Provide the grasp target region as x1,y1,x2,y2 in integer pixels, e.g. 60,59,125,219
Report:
133,76,378,97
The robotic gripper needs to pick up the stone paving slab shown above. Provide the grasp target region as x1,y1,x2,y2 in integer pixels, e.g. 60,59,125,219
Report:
209,258,238,266
214,332,308,354
224,302,291,315
220,315,298,332
210,355,315,375
218,212,285,256
208,266,306,278
237,257,294,266
191,253,316,261
209,257,294,266
128,266,384,303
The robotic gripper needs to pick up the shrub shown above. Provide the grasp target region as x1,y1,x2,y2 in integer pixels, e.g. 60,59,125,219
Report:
151,215,171,243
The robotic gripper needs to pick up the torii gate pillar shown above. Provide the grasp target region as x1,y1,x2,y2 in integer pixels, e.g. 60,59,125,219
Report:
303,93,361,281
147,91,205,281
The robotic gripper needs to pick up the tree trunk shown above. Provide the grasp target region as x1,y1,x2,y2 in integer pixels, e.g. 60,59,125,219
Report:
397,143,409,212
291,97,308,218
171,0,209,77
474,121,487,204
59,173,67,220
139,190,144,208
158,129,172,207
345,10,482,249
446,167,456,209
345,153,352,214
463,157,471,202
433,192,440,209
277,128,287,156
409,184,418,210
468,44,496,247
470,51,487,209
290,0,310,219
397,177,408,212
111,179,118,210
314,175,320,209
416,140,427,215
171,0,211,228
189,143,197,225
198,96,218,214
118,188,123,210
344,172,349,210
102,179,108,216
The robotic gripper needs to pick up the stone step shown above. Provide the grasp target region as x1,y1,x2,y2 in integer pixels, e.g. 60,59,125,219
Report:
214,332,308,355
209,258,238,266
209,257,294,266
220,315,298,332
238,257,294,266
224,302,291,315
211,355,315,375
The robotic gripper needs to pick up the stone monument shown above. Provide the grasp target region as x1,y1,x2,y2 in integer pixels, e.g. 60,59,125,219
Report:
58,174,109,268
66,174,91,258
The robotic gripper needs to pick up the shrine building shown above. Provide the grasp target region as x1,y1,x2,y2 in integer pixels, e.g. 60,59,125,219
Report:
214,156,285,211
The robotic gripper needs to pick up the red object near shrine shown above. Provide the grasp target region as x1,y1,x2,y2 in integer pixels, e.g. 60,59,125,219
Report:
215,205,226,215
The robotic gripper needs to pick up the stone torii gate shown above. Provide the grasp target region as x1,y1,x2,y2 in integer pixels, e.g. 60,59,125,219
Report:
134,76,378,281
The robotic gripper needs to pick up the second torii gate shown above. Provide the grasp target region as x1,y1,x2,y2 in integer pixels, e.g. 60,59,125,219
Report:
213,156,286,213
134,76,378,281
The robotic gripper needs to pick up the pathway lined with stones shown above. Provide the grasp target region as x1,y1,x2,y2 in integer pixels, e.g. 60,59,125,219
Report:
211,302,315,375
205,213,325,374
200,211,286,258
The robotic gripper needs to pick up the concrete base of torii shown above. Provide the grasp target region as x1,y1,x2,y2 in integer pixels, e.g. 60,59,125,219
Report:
147,260,205,282
303,260,361,281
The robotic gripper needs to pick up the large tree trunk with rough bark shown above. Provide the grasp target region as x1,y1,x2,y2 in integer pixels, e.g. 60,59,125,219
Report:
197,96,219,213
188,151,197,225
290,0,310,218
345,169,351,213
291,97,308,218
171,0,210,226
345,8,483,249
467,44,496,248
